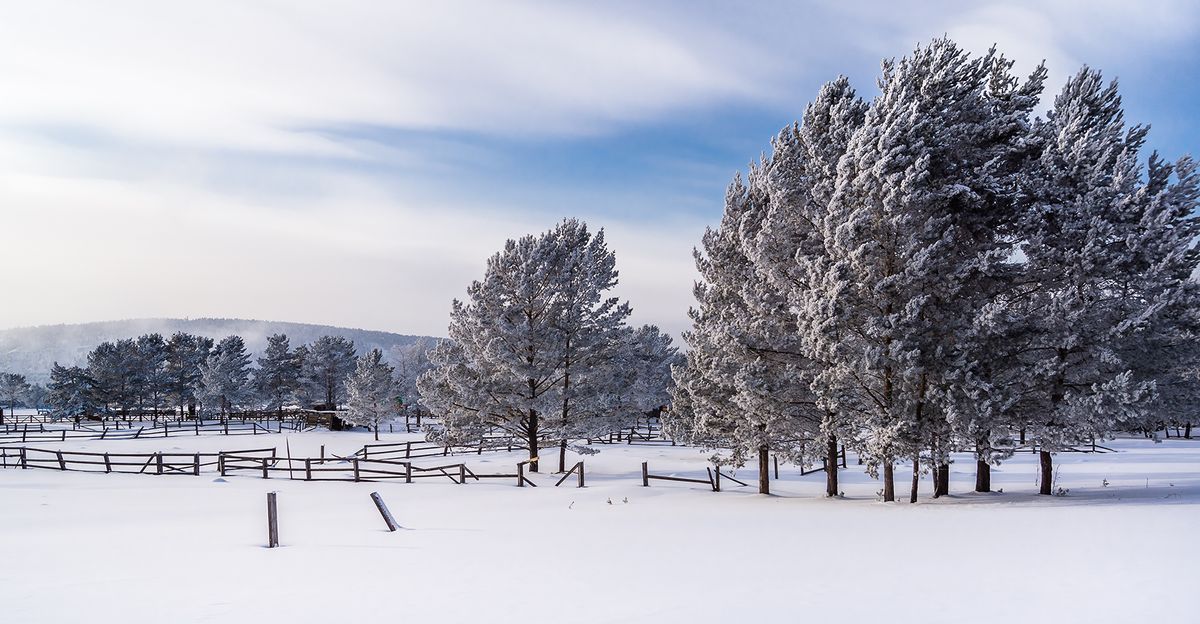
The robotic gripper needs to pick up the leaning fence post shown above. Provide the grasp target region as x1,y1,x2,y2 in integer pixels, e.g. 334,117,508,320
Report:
57,451,66,471
370,492,400,532
641,461,649,487
266,492,279,548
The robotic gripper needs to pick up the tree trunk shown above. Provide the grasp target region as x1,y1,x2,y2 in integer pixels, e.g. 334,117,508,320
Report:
374,426,379,441
882,462,895,502
975,460,990,492
909,459,919,503
1186,422,1192,439
825,434,839,497
758,446,770,495
1039,450,1053,495
526,410,539,473
1019,427,1026,445
558,439,567,473
935,462,949,497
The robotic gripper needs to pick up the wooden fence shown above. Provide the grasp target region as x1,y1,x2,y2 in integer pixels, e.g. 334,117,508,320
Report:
0,446,275,474
0,420,280,444
640,461,746,492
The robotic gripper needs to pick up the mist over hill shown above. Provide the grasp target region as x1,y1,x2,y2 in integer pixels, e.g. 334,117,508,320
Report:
0,318,441,384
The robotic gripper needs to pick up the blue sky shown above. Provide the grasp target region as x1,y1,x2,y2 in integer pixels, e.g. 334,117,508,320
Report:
2,1,1198,339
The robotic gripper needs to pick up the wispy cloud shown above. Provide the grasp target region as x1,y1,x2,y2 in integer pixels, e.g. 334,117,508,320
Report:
1,1,1197,340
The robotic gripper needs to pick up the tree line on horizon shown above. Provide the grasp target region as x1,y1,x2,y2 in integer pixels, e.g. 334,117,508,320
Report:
0,333,439,439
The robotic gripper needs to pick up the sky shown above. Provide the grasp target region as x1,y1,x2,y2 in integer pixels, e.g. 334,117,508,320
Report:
2,0,1198,340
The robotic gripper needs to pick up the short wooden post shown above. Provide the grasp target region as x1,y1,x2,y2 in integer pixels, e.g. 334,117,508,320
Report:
305,458,312,481
156,453,164,475
218,453,226,476
261,457,269,479
578,461,585,488
458,463,466,485
266,492,279,548
20,448,27,469
405,462,412,484
57,451,66,471
370,492,399,532
104,453,112,473
194,453,200,476
320,445,325,463
773,455,779,479
405,441,412,459
517,461,525,487
641,461,649,487
353,458,361,482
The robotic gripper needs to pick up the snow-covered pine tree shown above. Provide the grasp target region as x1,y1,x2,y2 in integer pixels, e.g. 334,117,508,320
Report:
86,339,140,415
46,363,97,419
166,332,212,417
822,39,1041,501
391,338,437,429
542,220,632,472
344,348,398,440
255,333,301,415
1003,68,1199,494
418,219,631,472
133,333,169,418
750,76,868,497
300,335,357,412
0,372,31,423
198,336,252,419
671,167,823,494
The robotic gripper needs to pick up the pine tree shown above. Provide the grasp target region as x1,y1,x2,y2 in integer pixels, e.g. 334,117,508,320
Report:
46,363,97,419
87,339,140,415
255,333,301,415
198,336,252,419
419,219,635,472
344,348,398,440
134,333,169,418
301,336,357,412
165,332,212,417
0,372,31,423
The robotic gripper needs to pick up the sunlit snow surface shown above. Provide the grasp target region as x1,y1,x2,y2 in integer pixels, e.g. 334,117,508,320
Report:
1,426,1195,624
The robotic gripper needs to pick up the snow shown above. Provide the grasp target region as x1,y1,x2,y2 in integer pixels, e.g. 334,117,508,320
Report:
1,428,1197,623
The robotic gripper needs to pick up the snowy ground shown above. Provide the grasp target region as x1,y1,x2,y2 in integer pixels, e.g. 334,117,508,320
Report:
1,425,1197,623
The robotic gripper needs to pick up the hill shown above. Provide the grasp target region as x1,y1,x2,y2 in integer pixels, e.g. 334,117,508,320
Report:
0,318,440,383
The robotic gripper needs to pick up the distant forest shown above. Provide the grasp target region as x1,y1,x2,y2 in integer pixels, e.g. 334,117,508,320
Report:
0,318,438,383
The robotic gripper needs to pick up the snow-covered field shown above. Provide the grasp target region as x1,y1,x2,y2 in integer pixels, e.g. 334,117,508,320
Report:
1,428,1197,623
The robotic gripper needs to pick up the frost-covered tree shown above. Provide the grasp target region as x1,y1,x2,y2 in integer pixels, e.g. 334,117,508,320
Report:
255,333,301,415
133,333,169,416
0,372,31,422
419,219,635,473
390,337,437,426
300,335,357,410
87,339,140,415
198,336,252,418
166,332,212,417
344,348,398,440
816,40,1044,501
46,363,97,419
542,221,633,472
997,68,1200,494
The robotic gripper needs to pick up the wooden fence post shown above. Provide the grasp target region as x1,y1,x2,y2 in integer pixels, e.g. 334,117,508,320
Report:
57,451,66,471
578,461,585,488
517,461,525,487
641,461,649,487
458,463,466,485
261,457,269,479
104,453,112,473
370,492,399,532
218,453,226,476
266,492,279,548
156,453,164,475
405,462,412,484
773,455,779,479
305,458,312,481
194,453,200,476
20,448,26,469
353,458,360,482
